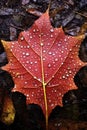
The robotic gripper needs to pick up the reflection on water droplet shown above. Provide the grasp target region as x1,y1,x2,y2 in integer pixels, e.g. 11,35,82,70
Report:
34,76,37,79
25,81,28,84
50,28,54,32
30,61,33,64
26,53,29,56
41,43,44,46
35,61,37,64
64,38,67,42
27,45,30,48
20,36,24,40
43,50,46,53
43,58,45,61
48,52,52,55
50,34,53,38
48,63,51,68
26,61,29,63
47,43,50,46
55,58,58,61
30,36,33,39
62,75,65,79
33,29,36,32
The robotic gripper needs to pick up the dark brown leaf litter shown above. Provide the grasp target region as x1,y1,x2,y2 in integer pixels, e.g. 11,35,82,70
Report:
0,0,87,130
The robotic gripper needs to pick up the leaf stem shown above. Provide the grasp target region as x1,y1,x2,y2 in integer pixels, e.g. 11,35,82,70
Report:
43,83,48,130
40,45,48,130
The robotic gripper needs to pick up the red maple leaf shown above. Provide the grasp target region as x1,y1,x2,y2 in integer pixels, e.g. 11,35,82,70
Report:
1,10,85,123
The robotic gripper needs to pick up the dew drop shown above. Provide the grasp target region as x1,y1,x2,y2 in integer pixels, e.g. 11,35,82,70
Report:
52,75,54,78
43,58,45,61
50,28,54,32
20,36,24,41
47,43,50,46
49,100,51,103
48,63,51,68
69,70,72,74
51,104,54,107
55,58,58,61
50,34,53,38
26,52,30,56
23,52,25,55
12,42,15,45
30,61,33,64
25,81,28,84
26,61,29,63
33,29,36,32
20,46,23,48
61,51,64,53
41,43,44,46
35,61,37,64
48,52,52,55
30,36,33,39
62,75,65,79
53,53,55,56
34,76,37,79
43,50,46,53
35,84,38,87
64,38,67,42
27,45,30,48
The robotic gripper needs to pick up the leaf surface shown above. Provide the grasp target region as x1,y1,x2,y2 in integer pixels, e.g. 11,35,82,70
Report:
1,11,85,116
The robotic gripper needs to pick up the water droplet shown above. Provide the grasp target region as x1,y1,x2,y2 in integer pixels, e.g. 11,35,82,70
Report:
26,52,29,56
70,48,72,51
48,52,52,55
33,29,36,32
35,61,37,64
69,70,72,74
23,52,25,55
49,100,51,103
26,61,29,63
27,45,30,48
41,43,44,46
30,36,33,39
35,69,38,71
50,34,53,38
50,28,54,32
52,75,54,78
64,38,67,42
48,63,51,68
51,104,54,107
55,58,58,61
30,61,33,64
43,58,45,61
20,36,24,40
62,75,65,79
61,51,64,53
47,43,50,46
25,81,28,84
34,76,37,79
20,46,23,48
66,74,69,77
54,90,57,92
38,78,41,81
53,53,55,56
35,84,38,87
27,94,29,97
43,50,46,53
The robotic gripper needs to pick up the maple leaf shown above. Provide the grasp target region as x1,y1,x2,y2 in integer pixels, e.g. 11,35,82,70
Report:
1,10,85,128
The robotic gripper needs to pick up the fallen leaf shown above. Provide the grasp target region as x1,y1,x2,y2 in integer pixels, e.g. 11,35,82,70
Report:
1,10,85,118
